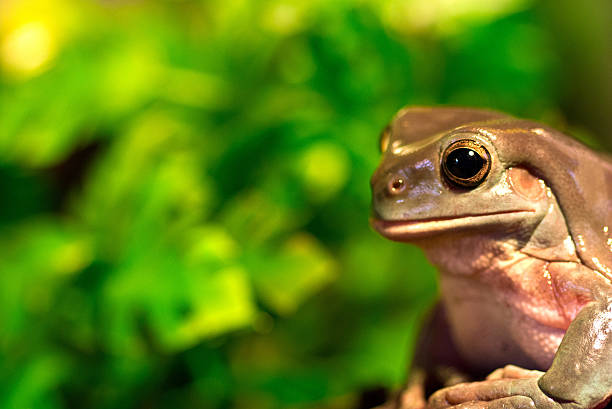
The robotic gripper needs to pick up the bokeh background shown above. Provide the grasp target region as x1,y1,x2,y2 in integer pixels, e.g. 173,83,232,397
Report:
1,0,612,408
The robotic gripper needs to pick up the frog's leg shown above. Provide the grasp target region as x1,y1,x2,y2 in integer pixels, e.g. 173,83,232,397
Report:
538,297,612,408
383,304,472,409
428,297,612,409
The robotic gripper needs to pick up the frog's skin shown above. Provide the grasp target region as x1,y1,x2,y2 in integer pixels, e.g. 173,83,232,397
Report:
370,107,612,409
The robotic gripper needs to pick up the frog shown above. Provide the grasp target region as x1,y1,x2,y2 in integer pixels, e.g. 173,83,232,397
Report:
370,107,612,409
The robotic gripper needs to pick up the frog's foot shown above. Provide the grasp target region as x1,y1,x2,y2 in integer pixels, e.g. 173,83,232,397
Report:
376,369,427,409
395,377,427,409
486,365,544,381
428,377,563,409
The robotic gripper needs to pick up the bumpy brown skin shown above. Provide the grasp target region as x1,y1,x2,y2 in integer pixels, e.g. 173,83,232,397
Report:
370,107,612,409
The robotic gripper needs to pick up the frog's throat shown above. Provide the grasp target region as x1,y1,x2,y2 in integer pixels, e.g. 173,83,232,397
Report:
371,210,536,241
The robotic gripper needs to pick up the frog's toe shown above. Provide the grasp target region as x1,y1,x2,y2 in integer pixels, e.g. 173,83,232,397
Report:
429,379,513,408
486,365,544,380
446,396,535,409
428,378,563,409
396,383,427,409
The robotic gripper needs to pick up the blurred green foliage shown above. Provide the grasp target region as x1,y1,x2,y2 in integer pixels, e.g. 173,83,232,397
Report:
0,0,610,408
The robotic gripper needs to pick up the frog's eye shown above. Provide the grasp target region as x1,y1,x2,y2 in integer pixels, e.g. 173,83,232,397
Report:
442,139,491,188
379,126,390,153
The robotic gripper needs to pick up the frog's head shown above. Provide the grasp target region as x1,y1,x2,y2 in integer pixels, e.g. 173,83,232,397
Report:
370,107,554,244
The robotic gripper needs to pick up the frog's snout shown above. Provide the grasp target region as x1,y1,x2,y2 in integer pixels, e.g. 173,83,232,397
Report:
371,160,443,221
370,168,414,220
371,169,410,201
387,174,407,195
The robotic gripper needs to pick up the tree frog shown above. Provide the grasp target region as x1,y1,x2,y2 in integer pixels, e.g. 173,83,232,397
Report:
370,107,612,409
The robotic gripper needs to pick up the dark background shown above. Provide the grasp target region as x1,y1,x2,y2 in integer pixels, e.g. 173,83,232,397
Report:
0,0,611,408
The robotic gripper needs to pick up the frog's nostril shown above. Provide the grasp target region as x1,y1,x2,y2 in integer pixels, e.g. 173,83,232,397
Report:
387,176,406,195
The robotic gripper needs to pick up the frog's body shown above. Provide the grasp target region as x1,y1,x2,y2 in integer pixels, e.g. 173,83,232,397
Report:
431,230,586,371
370,107,612,409
423,191,601,372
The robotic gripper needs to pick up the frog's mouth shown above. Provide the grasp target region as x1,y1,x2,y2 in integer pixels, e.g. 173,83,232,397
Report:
371,210,535,241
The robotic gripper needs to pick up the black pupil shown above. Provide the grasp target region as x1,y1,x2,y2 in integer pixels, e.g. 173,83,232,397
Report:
445,148,484,179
